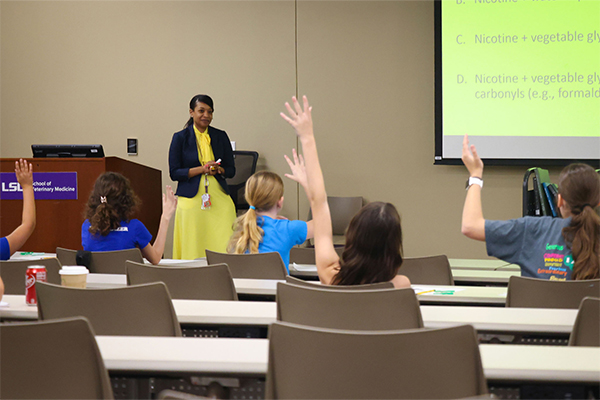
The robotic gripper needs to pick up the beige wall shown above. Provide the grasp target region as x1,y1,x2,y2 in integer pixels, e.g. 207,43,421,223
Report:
1,1,561,258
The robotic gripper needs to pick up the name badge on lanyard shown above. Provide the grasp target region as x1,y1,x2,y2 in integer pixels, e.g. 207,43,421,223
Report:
201,174,211,210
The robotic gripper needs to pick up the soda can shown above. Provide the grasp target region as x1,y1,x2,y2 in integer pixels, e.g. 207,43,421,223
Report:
25,265,47,306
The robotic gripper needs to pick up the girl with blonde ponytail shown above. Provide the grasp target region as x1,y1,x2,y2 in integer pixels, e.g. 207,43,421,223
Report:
228,163,314,272
461,134,599,281
82,172,177,265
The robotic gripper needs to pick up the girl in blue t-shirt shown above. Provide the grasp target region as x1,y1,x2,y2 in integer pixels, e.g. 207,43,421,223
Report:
82,172,177,265
227,170,314,271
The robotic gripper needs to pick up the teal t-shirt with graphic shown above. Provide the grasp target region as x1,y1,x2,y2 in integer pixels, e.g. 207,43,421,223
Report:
485,217,573,280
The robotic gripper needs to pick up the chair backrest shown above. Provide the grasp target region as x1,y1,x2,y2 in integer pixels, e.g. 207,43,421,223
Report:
56,247,144,274
569,297,600,346
308,196,362,235
506,276,600,309
285,275,394,291
0,258,62,295
36,281,182,336
399,255,454,285
289,246,344,264
276,282,423,330
266,322,487,399
205,250,287,279
126,261,238,300
0,317,114,399
226,150,259,212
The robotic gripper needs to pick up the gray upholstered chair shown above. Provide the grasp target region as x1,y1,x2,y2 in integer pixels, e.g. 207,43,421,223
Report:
285,275,394,291
308,196,363,245
126,261,238,300
56,247,143,274
569,296,600,346
36,281,181,336
506,276,600,308
289,246,344,264
276,282,423,330
399,255,454,285
0,316,114,399
205,250,286,279
266,322,487,399
0,257,62,294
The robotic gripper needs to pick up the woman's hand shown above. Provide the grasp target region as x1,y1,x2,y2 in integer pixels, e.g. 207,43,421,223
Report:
15,159,33,188
204,161,221,176
145,185,178,265
284,148,308,189
162,186,178,220
280,96,313,139
462,134,484,177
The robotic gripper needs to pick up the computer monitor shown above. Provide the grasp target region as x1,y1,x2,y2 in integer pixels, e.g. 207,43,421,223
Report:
31,144,105,158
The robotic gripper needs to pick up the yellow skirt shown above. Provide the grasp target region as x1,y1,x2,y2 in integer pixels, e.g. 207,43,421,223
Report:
173,175,236,259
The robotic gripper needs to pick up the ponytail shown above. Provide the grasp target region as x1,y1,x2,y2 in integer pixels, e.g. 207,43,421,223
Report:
89,202,122,236
184,117,193,129
84,172,140,237
226,171,284,254
563,205,600,280
228,208,264,254
558,163,600,280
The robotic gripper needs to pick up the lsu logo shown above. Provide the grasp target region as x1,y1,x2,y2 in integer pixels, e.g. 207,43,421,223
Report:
1,182,22,192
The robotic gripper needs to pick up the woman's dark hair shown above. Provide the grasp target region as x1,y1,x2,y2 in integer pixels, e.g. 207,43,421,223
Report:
332,202,403,285
559,163,600,280
185,94,214,129
84,172,140,236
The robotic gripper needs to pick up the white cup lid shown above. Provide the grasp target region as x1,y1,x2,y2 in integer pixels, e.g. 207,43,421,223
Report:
59,266,89,275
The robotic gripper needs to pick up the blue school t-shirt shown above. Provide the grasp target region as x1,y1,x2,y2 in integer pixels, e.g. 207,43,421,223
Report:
485,216,573,280
1,237,10,260
257,216,308,272
81,219,152,252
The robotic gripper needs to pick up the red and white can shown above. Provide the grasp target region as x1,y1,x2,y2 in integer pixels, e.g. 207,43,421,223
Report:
26,265,47,306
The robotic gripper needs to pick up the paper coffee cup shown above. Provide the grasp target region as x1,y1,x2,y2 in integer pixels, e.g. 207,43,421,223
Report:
59,266,89,288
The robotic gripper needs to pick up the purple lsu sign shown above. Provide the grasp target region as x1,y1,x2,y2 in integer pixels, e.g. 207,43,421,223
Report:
0,172,78,200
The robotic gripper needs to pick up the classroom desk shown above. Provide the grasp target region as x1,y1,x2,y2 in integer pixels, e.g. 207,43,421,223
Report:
9,254,519,286
290,263,520,286
0,294,575,344
96,336,600,399
449,258,521,271
97,336,600,382
175,301,573,344
85,274,279,300
451,269,520,285
85,274,508,306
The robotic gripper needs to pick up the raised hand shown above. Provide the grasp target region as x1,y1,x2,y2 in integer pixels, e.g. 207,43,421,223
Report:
284,148,308,189
280,96,313,139
461,134,484,177
162,185,178,219
15,159,33,188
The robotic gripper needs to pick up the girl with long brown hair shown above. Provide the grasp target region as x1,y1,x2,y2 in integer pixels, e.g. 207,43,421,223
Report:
461,135,599,280
280,96,410,288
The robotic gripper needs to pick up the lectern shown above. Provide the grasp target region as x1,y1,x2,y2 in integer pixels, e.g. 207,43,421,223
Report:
0,157,161,253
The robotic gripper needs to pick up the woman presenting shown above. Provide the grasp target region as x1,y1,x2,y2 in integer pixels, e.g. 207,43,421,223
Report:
169,94,236,259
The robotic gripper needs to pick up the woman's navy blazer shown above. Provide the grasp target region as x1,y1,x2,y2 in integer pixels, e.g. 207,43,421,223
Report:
168,124,235,198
